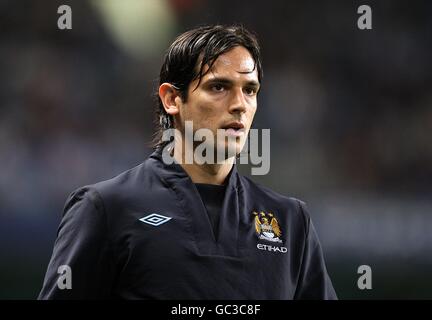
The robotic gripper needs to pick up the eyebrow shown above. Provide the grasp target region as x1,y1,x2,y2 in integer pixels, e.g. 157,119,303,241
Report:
203,77,260,88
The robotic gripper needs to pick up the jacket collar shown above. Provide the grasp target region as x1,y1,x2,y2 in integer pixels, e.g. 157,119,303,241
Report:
149,146,239,190
148,146,244,256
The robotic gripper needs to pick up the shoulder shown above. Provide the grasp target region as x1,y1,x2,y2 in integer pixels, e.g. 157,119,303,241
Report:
65,160,154,214
238,174,307,210
91,162,146,196
238,174,311,231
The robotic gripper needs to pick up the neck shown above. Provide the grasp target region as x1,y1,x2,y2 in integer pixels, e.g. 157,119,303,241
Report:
173,143,234,185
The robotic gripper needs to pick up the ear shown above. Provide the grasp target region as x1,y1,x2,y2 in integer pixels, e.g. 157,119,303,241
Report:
159,83,182,116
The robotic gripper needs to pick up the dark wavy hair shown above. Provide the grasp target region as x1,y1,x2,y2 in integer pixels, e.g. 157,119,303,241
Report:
152,24,263,149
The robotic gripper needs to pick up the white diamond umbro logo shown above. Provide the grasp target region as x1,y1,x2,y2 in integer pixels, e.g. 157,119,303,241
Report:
139,213,172,226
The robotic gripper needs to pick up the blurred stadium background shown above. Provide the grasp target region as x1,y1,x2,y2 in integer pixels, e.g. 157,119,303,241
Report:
0,0,431,299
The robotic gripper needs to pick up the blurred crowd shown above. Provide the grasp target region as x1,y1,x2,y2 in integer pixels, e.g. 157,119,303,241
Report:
0,0,431,298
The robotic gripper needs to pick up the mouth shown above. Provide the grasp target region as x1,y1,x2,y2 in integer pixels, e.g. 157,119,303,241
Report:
220,121,246,137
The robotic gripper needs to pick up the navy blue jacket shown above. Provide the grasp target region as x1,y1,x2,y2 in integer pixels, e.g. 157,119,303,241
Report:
39,149,337,299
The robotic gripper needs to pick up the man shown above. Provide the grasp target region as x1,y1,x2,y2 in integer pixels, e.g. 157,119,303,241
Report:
39,25,337,299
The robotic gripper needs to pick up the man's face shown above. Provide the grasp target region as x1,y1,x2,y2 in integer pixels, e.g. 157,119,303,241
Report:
176,46,260,159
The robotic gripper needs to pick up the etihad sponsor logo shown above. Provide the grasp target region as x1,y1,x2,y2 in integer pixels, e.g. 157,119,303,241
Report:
256,243,287,254
253,211,287,254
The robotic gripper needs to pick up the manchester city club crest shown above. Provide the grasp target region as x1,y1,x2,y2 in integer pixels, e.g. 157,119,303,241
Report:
253,211,283,243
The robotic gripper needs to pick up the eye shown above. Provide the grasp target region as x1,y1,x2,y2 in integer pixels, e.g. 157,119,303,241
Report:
211,84,225,92
244,87,257,96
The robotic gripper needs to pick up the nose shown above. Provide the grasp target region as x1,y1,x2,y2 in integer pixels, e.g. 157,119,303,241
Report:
228,87,247,114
